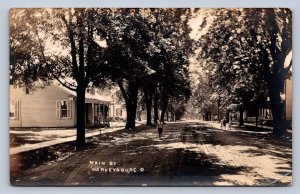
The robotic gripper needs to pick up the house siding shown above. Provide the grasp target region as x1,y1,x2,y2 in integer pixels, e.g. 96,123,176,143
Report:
109,103,127,120
10,85,76,127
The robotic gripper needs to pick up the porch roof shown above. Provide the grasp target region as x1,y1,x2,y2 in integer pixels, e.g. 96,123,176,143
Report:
55,84,112,104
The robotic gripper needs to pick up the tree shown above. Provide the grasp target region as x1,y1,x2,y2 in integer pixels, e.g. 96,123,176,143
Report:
10,9,52,88
97,9,156,129
10,9,109,146
140,8,193,125
243,8,292,136
199,9,266,125
190,73,226,122
153,87,159,123
150,9,193,122
100,8,193,127
142,79,156,126
198,9,290,134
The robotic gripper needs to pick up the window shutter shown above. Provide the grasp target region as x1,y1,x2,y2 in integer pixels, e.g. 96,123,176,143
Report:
14,101,17,119
56,101,61,118
15,101,19,119
68,100,72,119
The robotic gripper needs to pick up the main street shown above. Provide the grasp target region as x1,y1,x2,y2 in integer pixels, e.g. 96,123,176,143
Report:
10,121,292,186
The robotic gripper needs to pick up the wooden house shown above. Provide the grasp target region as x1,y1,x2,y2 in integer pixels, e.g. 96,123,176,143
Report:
10,84,112,128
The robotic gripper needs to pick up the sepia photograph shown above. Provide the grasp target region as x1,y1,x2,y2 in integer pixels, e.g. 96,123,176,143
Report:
9,8,292,186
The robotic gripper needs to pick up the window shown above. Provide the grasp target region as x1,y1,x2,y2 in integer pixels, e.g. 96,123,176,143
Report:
23,86,33,94
116,108,122,117
86,86,95,95
56,100,72,119
25,87,30,94
10,100,19,119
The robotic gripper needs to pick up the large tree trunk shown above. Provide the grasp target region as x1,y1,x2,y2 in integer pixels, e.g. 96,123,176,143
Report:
166,110,169,121
239,107,244,126
205,113,209,121
125,101,138,129
145,90,153,126
76,85,86,147
118,80,140,130
225,110,230,123
153,93,159,123
269,86,286,136
254,104,259,131
217,99,220,122
125,81,139,130
160,98,169,123
75,24,87,147
255,115,258,130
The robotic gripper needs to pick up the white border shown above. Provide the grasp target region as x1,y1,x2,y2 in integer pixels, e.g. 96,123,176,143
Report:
1,1,298,194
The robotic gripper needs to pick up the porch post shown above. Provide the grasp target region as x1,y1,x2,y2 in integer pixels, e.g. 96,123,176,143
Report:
107,103,111,126
92,102,94,126
112,103,115,119
102,103,105,125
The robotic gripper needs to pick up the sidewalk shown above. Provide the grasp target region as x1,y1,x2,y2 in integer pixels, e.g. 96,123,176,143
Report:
244,122,273,130
10,127,124,155
203,121,292,135
202,121,272,134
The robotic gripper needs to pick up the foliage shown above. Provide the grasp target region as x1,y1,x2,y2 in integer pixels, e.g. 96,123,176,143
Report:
197,8,292,134
10,8,110,146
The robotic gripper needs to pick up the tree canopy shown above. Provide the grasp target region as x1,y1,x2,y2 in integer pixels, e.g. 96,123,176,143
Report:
196,8,292,135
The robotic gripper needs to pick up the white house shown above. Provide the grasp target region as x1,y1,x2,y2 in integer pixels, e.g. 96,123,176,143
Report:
10,83,112,128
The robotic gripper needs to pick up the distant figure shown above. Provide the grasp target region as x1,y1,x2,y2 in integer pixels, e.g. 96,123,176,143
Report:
222,117,227,129
157,120,164,139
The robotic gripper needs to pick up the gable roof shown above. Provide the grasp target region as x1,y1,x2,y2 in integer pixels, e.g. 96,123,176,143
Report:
54,84,112,103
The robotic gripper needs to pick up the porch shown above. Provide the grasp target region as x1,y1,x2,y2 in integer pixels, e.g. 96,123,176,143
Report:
85,100,110,128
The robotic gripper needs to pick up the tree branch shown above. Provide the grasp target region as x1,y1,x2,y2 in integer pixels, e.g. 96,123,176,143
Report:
46,64,77,91
55,77,77,92
60,13,79,80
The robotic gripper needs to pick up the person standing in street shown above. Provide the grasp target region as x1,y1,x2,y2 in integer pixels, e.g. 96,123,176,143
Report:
222,117,227,129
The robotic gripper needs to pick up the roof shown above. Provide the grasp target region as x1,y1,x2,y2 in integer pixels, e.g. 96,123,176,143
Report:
54,84,112,103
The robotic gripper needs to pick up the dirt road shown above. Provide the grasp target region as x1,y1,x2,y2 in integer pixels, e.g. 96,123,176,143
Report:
10,121,292,186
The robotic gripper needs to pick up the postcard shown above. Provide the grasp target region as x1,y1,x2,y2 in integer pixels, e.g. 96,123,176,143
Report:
10,8,292,186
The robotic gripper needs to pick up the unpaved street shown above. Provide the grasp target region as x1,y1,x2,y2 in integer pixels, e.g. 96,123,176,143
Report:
10,121,292,186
